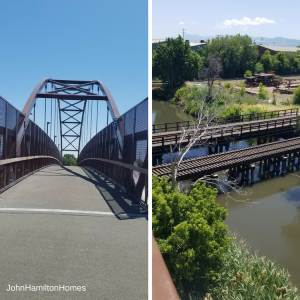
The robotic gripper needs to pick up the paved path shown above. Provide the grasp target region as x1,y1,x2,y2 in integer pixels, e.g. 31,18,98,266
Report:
0,166,148,300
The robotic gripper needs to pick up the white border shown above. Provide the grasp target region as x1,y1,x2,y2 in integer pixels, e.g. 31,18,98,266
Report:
148,0,152,298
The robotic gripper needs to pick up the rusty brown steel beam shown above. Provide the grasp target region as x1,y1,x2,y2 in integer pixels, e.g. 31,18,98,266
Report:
152,234,180,300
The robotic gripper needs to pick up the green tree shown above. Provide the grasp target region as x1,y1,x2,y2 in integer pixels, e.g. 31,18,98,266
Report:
275,51,290,74
254,62,264,74
63,154,77,166
201,34,258,78
260,50,273,73
152,176,230,287
294,86,300,104
153,36,203,87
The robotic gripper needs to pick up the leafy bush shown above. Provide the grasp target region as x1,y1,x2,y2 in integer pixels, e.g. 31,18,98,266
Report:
240,84,246,96
293,86,300,104
244,70,252,78
171,87,190,103
286,98,291,106
258,83,269,100
223,82,232,88
152,176,230,287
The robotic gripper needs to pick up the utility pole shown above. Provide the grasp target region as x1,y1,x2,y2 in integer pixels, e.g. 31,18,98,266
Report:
182,29,185,40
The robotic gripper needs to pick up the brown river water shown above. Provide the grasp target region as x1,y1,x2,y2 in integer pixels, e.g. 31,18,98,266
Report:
153,99,300,287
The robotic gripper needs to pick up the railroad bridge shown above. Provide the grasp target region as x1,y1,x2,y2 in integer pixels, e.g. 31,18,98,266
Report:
0,79,148,299
152,108,299,156
153,137,300,185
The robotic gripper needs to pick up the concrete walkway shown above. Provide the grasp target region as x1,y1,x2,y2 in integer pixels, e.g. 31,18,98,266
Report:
0,166,148,300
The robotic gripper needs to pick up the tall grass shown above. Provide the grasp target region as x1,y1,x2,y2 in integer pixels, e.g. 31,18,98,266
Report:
180,235,300,300
206,235,300,300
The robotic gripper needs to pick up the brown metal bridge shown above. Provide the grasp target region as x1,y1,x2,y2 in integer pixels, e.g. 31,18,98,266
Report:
0,79,148,206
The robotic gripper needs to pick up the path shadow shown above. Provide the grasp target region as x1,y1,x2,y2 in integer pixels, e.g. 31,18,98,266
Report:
62,166,148,220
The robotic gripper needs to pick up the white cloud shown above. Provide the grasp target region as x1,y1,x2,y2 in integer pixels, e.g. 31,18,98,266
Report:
217,17,276,29
179,21,185,25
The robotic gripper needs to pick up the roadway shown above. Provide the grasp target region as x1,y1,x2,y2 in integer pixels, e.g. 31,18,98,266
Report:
0,166,148,300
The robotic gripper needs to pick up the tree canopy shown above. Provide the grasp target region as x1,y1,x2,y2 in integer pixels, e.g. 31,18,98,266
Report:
63,154,77,166
200,34,258,78
152,176,230,286
153,36,203,87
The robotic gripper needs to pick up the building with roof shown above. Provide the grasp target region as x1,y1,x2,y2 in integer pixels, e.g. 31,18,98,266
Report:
258,45,299,56
152,40,206,52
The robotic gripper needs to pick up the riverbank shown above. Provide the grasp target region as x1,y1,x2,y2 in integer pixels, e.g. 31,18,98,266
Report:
152,83,300,122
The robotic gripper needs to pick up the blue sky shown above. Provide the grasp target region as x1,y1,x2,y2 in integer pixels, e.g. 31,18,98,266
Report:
153,0,300,40
0,0,147,154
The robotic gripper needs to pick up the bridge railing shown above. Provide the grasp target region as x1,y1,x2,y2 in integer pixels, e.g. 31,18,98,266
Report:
0,95,62,193
78,98,148,207
152,108,299,133
152,116,298,152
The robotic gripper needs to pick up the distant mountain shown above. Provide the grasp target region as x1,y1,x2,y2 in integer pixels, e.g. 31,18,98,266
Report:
183,34,300,47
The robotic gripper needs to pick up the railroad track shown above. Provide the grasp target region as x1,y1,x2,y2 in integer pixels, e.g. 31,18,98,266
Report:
152,137,300,179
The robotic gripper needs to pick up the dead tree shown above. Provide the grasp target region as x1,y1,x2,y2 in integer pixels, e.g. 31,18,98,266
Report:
169,89,233,190
200,53,222,100
169,89,252,201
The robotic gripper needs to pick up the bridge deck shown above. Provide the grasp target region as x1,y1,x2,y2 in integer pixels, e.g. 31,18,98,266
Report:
152,114,298,154
0,166,147,300
152,137,300,180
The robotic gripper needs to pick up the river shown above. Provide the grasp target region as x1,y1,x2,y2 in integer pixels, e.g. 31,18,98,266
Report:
153,99,300,287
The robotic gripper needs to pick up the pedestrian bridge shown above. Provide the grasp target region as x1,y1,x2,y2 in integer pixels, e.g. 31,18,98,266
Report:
0,79,148,299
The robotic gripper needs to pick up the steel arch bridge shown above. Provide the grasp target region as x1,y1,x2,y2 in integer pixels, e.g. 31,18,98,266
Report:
19,78,123,156
0,79,148,206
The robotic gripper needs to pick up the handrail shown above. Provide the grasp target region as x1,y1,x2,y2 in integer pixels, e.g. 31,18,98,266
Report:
77,157,148,175
152,108,299,133
0,156,62,166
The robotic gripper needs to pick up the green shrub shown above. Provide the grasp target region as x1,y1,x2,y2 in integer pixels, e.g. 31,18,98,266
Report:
221,106,242,118
244,70,252,78
229,85,235,94
240,84,246,96
293,86,300,104
258,83,269,100
152,176,230,287
286,98,291,105
171,87,189,103
272,94,277,105
224,82,232,88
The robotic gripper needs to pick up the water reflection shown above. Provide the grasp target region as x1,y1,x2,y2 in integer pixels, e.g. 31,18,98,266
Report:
152,99,193,124
216,173,300,287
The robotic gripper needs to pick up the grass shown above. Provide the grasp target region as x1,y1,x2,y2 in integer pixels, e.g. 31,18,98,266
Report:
180,235,300,300
169,85,300,119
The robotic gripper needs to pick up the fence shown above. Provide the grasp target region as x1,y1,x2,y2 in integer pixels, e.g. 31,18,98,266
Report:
152,108,299,133
78,98,148,207
0,95,62,192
